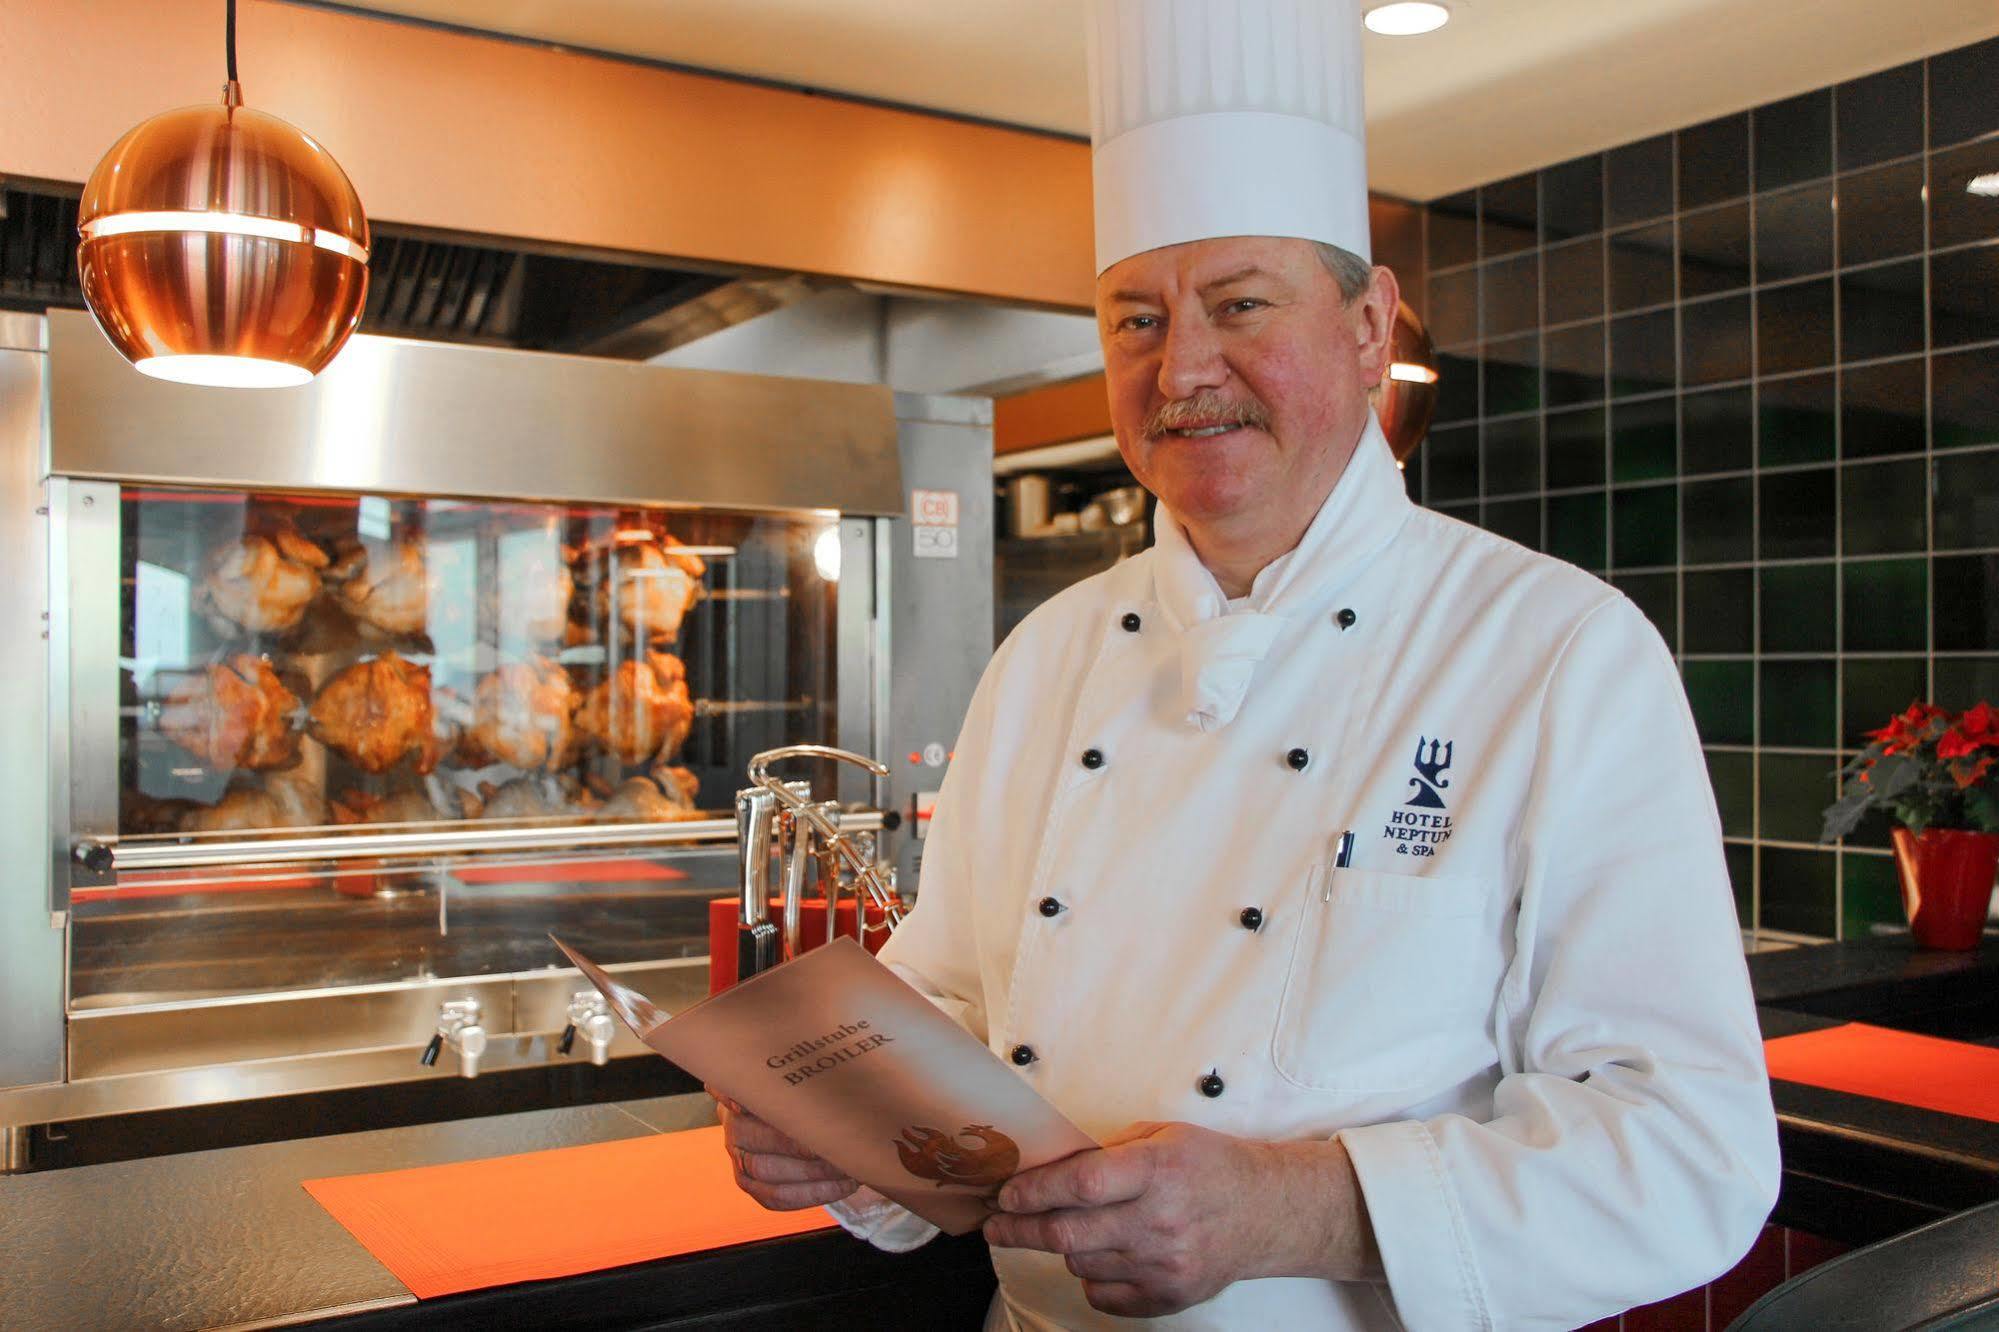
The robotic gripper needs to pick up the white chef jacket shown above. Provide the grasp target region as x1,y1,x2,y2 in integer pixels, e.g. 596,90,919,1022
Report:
835,416,1779,1330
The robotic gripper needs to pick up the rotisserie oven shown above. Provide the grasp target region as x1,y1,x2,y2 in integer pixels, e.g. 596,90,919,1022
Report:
0,309,992,1167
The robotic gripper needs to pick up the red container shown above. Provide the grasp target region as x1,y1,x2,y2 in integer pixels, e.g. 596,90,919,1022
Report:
1891,826,1999,951
707,896,892,994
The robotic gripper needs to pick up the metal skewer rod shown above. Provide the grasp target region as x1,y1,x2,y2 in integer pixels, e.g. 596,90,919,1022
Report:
85,810,887,872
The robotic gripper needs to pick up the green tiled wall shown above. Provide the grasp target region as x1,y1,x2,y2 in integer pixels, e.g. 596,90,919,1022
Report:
1420,37,1999,939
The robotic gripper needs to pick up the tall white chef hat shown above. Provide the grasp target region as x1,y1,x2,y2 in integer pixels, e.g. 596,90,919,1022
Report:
1088,0,1371,276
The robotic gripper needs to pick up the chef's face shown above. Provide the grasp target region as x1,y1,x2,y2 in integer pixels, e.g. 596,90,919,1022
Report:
1096,236,1398,532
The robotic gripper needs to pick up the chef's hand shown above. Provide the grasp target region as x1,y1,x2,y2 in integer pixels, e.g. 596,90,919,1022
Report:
982,1121,1379,1318
711,1088,859,1211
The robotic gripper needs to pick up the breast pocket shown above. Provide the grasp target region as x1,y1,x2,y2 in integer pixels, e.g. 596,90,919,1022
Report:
1272,867,1496,1094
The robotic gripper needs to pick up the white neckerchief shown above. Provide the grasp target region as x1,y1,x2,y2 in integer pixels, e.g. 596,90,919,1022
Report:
1149,414,1412,731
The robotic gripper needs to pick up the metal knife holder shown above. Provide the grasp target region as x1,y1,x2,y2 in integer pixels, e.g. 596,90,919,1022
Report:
735,744,903,983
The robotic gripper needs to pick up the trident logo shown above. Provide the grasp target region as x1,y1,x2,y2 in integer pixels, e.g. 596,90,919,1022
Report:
1405,736,1454,809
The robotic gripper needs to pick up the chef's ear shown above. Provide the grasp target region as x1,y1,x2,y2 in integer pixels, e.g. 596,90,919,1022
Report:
1350,265,1401,384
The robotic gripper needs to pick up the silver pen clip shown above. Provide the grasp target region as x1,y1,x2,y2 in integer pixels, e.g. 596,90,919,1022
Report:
1323,829,1355,900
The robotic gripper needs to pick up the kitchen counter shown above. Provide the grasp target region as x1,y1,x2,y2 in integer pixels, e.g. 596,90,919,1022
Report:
1750,936,1999,1244
4,938,1993,1330
1750,932,1999,1038
0,1093,995,1332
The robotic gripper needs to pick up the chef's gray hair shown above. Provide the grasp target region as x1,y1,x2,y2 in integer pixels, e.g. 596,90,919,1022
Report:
1313,241,1374,304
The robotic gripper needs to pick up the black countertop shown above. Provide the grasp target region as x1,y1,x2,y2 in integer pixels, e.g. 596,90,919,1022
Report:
1750,933,1999,1033
1749,936,1999,1244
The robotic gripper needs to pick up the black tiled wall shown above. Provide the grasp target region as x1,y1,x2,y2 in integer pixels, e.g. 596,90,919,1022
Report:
1418,37,1999,940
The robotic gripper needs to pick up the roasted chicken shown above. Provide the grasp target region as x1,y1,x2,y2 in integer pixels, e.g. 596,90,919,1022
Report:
327,538,432,638
598,765,702,822
488,538,576,645
329,782,473,825
308,652,449,774
159,655,302,770
576,651,694,766
181,771,327,832
122,791,196,835
652,764,699,808
196,529,331,636
473,774,592,821
466,656,578,771
593,534,706,643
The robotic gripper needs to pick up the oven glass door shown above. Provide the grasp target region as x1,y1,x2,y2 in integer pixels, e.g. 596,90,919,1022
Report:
68,485,846,1007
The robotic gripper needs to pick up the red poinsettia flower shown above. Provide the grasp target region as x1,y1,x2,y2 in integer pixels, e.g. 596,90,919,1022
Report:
1950,754,1995,790
1868,701,1949,754
1938,727,1981,760
1834,699,1999,840
1959,700,1999,747
1901,702,1946,730
1865,721,1908,752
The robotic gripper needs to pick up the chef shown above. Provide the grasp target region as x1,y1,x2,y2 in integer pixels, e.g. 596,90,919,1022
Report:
717,0,1780,1326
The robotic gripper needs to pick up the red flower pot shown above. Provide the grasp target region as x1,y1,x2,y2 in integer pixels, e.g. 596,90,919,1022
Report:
1890,826,1999,951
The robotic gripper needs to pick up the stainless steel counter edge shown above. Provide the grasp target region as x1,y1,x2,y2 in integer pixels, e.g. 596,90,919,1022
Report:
0,959,714,1127
214,1296,417,1332
0,1094,721,1332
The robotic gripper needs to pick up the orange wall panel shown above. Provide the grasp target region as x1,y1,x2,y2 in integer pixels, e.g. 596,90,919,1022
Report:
994,374,1113,455
0,0,1096,309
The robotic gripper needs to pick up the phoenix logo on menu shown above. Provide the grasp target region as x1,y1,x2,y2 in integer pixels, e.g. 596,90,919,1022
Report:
894,1124,1021,1191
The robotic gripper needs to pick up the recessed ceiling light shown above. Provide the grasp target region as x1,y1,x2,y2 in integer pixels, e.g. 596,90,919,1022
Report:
1968,172,1999,198
1364,3,1451,36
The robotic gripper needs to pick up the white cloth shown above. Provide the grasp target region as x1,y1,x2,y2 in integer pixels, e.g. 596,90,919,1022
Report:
1089,0,1372,273
840,416,1780,1329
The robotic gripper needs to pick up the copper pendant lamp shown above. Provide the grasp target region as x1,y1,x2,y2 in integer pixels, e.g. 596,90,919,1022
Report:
1369,300,1439,463
77,0,369,389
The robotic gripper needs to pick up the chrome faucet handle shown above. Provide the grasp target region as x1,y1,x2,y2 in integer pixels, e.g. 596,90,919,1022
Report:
736,785,779,930
777,801,847,959
747,744,891,787
562,991,616,1066
859,864,900,937
735,777,815,927
746,746,905,933
781,809,811,961
819,812,852,949
435,998,486,1079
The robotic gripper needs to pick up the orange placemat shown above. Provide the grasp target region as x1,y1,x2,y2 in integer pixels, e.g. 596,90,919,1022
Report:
1763,1023,1999,1125
304,1125,834,1299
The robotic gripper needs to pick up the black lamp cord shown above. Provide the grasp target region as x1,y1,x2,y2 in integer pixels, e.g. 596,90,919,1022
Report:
226,0,239,85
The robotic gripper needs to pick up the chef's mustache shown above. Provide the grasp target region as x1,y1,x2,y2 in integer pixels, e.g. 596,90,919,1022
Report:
1143,390,1274,439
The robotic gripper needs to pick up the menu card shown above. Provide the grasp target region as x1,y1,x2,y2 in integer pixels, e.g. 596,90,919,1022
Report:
553,935,1096,1234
